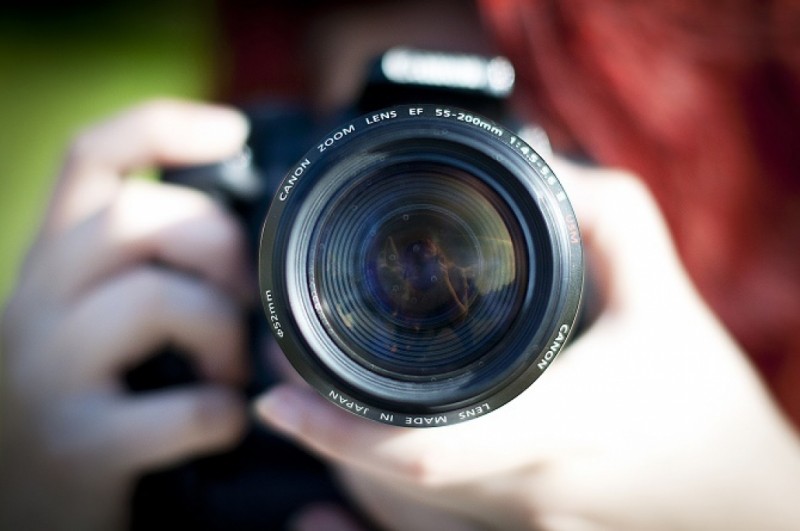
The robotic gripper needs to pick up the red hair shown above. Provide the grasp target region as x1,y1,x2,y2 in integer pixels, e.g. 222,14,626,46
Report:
479,0,800,426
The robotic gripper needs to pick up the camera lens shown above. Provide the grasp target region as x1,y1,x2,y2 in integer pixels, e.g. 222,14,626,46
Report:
260,105,582,426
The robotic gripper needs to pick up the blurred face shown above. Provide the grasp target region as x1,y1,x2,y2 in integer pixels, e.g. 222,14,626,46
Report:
303,0,488,111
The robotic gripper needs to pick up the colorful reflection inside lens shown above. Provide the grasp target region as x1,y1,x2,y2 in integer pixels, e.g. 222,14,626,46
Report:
309,166,528,379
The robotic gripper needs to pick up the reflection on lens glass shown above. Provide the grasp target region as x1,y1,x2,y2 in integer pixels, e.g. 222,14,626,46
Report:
364,207,479,327
308,164,528,380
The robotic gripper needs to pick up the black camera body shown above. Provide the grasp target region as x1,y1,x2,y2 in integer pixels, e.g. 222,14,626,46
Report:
131,48,582,529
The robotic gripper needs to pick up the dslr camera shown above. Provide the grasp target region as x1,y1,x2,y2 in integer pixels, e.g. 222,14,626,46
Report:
132,48,582,528
171,48,582,425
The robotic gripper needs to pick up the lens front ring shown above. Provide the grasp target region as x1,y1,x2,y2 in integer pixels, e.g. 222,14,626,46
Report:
259,104,582,427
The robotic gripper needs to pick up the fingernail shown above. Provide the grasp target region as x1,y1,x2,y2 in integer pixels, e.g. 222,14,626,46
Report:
254,386,300,433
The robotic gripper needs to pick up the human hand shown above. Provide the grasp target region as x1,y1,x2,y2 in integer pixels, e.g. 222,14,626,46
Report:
1,100,251,530
257,160,800,530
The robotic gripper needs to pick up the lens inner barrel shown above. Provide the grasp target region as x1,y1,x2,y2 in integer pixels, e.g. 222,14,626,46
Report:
308,163,528,380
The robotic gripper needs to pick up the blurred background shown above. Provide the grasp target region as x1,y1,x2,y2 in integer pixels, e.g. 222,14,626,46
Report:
0,1,218,304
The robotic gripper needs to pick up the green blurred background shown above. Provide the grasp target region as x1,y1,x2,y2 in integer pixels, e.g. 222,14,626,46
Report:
0,1,218,305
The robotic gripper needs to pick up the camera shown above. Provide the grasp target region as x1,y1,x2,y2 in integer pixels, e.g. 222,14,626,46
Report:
131,48,582,528
157,49,583,427
258,49,582,427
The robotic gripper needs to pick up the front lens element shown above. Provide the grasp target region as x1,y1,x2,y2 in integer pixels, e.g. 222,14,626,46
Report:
309,165,527,379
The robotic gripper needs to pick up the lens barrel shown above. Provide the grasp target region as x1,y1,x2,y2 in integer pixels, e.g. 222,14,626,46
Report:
259,104,582,427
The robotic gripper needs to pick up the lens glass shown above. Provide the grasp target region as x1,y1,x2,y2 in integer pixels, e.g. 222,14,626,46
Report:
308,162,528,380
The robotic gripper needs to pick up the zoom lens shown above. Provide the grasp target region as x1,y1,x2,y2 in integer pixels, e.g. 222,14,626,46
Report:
260,105,582,426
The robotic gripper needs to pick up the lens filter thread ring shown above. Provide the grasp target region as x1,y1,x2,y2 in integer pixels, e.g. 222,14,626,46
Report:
259,104,582,426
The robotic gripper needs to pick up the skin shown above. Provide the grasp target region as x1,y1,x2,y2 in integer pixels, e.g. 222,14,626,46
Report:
2,4,799,528
257,160,800,530
261,4,800,528
0,101,252,530
1,101,799,531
